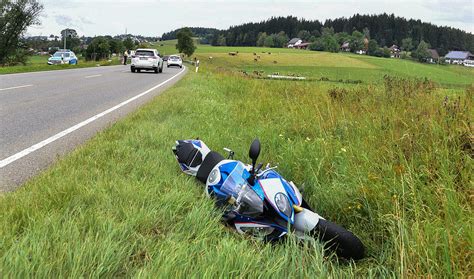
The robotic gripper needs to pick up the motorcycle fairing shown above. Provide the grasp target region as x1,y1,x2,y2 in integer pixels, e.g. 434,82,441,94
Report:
260,169,302,206
258,178,295,224
206,160,240,200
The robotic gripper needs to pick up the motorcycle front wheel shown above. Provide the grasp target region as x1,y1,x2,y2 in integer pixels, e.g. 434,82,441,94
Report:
313,219,365,260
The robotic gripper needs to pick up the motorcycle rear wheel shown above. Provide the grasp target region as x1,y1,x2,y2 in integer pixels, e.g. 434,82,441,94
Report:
313,219,365,260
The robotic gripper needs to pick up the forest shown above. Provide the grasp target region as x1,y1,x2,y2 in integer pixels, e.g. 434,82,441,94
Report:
161,14,473,55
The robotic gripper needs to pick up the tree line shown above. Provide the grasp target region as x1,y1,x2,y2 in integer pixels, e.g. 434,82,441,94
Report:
208,14,474,55
161,27,219,44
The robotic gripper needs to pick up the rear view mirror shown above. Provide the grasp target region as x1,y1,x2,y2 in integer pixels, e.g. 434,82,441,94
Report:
249,139,261,172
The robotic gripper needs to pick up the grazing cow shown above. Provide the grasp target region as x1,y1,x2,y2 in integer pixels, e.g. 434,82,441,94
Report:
273,60,277,64
254,58,258,62
253,52,257,55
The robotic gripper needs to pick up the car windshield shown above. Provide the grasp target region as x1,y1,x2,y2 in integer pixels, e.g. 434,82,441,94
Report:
53,52,65,57
220,162,263,217
135,50,154,56
170,56,180,60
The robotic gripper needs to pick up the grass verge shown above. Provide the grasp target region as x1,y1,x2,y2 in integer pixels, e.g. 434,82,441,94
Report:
1,46,473,277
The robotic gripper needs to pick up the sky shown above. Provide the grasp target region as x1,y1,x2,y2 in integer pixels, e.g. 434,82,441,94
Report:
27,0,474,37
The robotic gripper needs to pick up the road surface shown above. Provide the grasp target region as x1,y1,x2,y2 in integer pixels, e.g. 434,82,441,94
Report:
0,64,186,192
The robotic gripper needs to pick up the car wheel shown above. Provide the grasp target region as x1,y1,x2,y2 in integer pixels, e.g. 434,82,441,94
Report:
131,67,135,73
180,65,182,68
154,67,158,73
159,66,163,73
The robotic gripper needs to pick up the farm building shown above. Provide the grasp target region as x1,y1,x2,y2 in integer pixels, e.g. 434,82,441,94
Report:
426,49,439,63
287,38,303,48
463,55,474,67
340,42,350,52
389,45,400,58
295,42,310,50
444,51,473,64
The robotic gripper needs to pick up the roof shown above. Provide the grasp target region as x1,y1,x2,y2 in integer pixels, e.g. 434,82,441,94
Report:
389,45,399,50
288,38,301,44
428,49,439,59
296,42,311,47
341,42,350,48
445,51,472,59
136,48,157,51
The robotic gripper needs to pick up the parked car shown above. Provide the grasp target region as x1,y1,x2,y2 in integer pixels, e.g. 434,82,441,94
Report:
47,50,78,65
167,55,183,68
131,49,163,73
162,55,169,61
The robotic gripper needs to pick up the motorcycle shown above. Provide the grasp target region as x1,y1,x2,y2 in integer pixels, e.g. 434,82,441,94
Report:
172,138,365,260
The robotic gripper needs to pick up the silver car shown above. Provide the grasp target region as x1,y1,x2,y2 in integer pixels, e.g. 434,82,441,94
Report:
167,55,183,68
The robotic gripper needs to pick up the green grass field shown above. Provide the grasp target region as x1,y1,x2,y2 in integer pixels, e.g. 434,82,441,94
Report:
0,55,122,75
0,42,472,277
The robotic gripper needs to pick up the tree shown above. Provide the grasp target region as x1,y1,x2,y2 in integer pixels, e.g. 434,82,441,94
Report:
108,39,124,54
362,27,370,39
123,37,134,50
274,31,289,48
401,37,413,51
176,28,196,57
367,39,379,55
85,37,110,61
0,0,43,65
60,28,80,50
309,39,325,51
256,32,267,47
350,30,365,52
413,40,431,62
263,35,275,47
297,30,311,41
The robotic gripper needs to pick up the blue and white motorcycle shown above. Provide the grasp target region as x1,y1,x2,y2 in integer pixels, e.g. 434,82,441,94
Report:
173,139,365,260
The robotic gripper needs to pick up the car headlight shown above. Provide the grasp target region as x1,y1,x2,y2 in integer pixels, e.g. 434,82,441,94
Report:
275,192,291,217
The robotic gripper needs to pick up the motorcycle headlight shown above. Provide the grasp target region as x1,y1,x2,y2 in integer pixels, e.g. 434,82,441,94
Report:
275,192,291,217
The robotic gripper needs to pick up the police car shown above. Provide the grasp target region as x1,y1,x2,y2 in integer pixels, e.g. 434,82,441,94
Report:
48,50,78,65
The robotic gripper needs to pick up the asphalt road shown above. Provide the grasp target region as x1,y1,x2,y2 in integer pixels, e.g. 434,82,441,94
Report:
0,64,186,192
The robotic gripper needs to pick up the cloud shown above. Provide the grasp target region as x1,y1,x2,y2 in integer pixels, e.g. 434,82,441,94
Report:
80,17,94,25
54,15,75,27
423,0,473,24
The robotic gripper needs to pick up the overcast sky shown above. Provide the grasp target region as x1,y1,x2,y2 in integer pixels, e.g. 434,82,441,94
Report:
27,0,474,37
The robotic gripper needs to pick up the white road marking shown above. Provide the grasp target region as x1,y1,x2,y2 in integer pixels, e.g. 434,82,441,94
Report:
0,67,186,168
0,84,33,91
84,74,102,78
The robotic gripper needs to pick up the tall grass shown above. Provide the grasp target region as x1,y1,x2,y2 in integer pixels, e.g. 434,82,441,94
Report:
1,50,472,277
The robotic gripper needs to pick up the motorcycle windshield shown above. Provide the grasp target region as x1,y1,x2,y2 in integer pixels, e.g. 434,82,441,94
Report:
220,162,263,217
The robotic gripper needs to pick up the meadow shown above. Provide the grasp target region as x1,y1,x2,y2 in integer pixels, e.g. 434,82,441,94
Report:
0,42,472,277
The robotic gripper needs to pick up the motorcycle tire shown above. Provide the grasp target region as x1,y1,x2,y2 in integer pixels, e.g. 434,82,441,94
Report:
313,219,365,260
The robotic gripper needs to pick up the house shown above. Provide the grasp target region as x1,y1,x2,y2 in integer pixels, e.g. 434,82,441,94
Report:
295,42,310,50
463,55,474,67
287,38,303,48
444,51,473,64
340,42,350,52
426,49,439,63
389,45,400,58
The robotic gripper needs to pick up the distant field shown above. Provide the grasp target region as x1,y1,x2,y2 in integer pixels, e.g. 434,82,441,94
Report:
183,46,473,88
0,55,122,75
1,41,472,277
